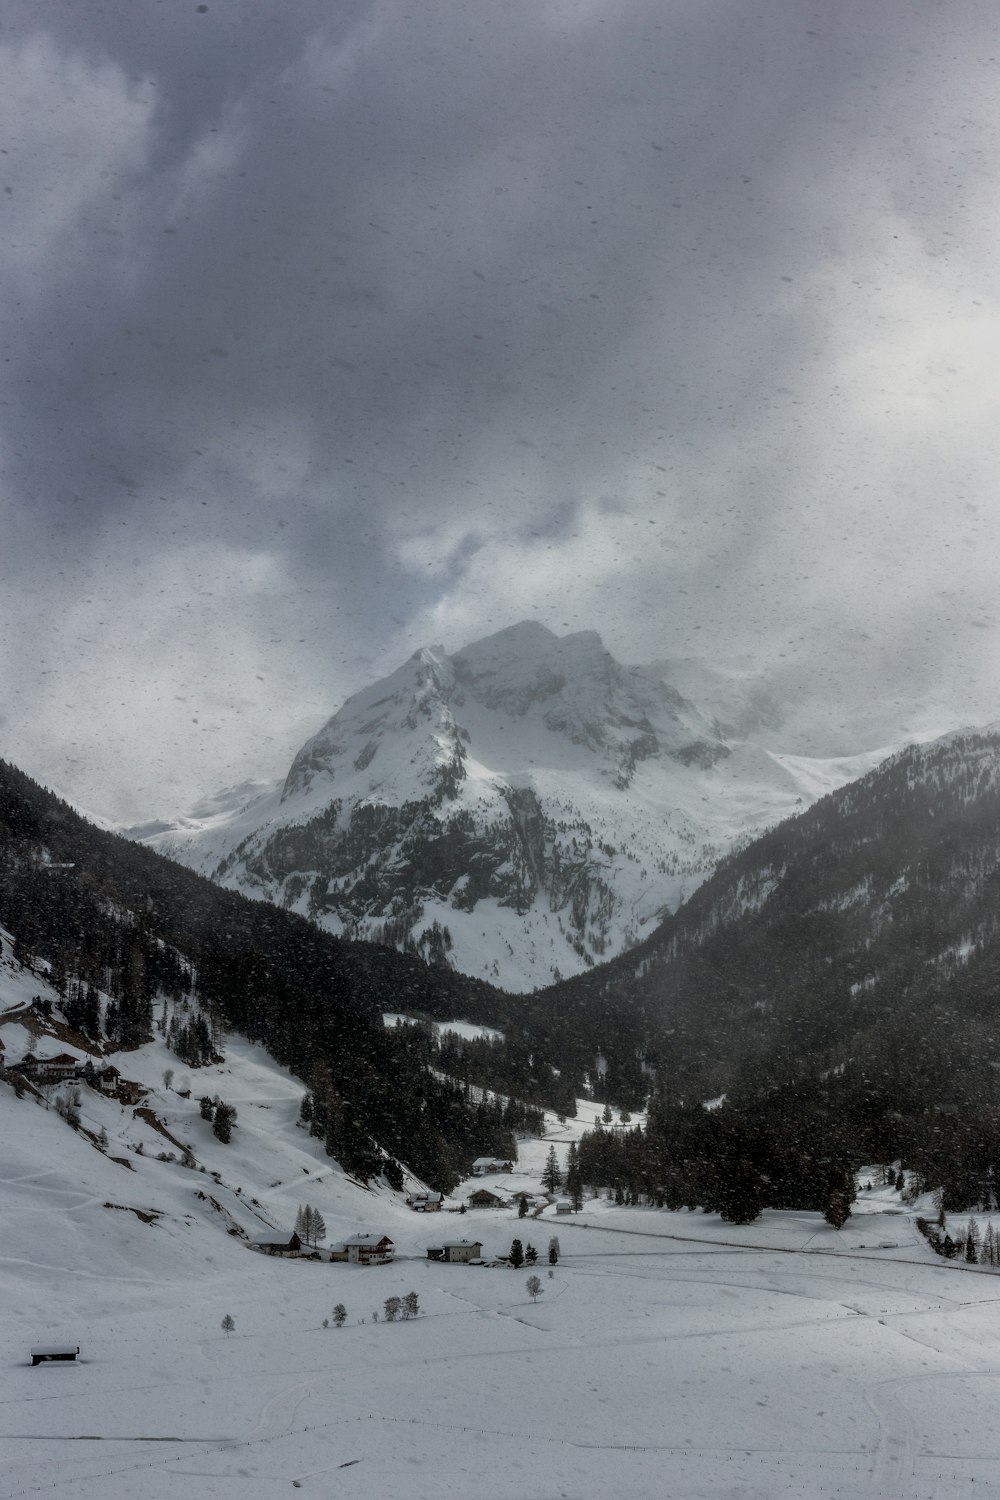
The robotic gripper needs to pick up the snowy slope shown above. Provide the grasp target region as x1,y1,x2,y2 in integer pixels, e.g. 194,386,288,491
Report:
137,623,892,990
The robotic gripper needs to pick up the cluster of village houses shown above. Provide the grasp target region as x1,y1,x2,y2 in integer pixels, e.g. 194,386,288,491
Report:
253,1232,494,1264
254,1155,574,1265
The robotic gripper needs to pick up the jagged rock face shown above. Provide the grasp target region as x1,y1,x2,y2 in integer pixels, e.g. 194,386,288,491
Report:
140,622,889,990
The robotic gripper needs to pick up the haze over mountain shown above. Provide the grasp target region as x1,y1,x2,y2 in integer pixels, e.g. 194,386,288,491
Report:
137,622,890,989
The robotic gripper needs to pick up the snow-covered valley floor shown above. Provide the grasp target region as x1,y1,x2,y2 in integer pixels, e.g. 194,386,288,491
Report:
3,943,999,1499
6,1156,1000,1498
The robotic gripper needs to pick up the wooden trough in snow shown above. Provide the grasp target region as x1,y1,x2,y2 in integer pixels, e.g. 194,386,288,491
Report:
30,1346,79,1366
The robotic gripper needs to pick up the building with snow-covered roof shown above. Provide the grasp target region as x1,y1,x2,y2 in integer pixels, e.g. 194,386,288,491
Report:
31,1345,79,1366
468,1187,507,1208
344,1233,394,1265
17,1052,80,1083
254,1231,302,1257
426,1239,485,1263
406,1190,443,1211
441,1238,483,1263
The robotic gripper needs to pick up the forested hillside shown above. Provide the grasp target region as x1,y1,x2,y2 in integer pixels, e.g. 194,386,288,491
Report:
0,760,540,1189
538,729,1000,1213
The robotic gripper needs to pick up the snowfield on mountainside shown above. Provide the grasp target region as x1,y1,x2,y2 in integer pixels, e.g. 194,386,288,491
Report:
135,623,891,990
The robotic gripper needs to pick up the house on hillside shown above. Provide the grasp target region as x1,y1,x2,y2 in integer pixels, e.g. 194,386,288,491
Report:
82,1061,120,1094
468,1188,507,1209
406,1190,443,1212
343,1233,394,1265
254,1231,302,1257
94,1064,120,1093
472,1157,514,1175
17,1052,80,1084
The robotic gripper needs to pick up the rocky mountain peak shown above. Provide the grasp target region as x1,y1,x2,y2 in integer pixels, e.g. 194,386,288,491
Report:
139,623,893,990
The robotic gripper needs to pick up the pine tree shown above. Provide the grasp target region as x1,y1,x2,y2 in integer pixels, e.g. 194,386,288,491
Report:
212,1101,235,1143
509,1237,524,1268
823,1164,855,1230
824,1187,851,1230
525,1243,538,1265
541,1145,562,1194
717,1156,764,1225
548,1236,560,1264
565,1142,583,1211
518,1196,528,1218
295,1204,326,1247
221,1314,235,1337
966,1216,980,1263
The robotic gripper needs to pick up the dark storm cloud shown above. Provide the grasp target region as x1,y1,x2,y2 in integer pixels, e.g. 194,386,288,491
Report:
3,0,1000,816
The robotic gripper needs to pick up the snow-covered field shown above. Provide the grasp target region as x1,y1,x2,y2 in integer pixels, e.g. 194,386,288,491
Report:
383,1012,506,1045
6,1093,1000,1497
7,1184,1000,1498
4,939,1000,1498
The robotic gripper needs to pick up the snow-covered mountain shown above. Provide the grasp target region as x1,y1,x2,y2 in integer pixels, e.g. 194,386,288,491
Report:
137,622,891,989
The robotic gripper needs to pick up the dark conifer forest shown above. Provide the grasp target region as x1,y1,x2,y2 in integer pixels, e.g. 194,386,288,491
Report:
546,731,1000,1215
0,761,528,1190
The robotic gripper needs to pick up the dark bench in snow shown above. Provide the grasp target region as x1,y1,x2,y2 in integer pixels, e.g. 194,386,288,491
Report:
31,1346,79,1366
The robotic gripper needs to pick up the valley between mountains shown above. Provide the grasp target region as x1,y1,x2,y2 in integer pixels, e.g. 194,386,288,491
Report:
6,639,1000,1496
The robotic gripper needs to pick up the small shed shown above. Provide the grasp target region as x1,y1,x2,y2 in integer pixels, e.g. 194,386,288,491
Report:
555,1199,573,1215
254,1231,302,1257
31,1346,80,1366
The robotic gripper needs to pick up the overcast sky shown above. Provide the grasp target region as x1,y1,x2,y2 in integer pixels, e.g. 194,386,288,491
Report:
3,0,1000,821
